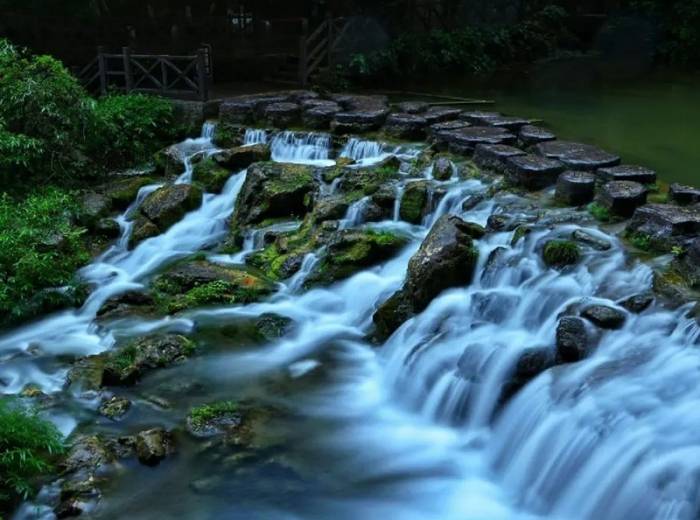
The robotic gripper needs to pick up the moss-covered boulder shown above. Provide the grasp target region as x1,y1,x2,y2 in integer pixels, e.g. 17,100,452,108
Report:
374,215,479,338
212,144,271,171
153,260,275,313
542,240,581,268
305,229,409,286
213,124,244,148
337,157,401,199
153,145,185,177
399,181,430,224
186,400,241,437
102,176,156,210
233,162,317,227
193,157,232,193
140,184,203,231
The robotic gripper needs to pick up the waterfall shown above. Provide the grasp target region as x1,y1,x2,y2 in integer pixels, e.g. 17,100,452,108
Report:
393,184,405,221
270,131,333,165
244,128,268,146
340,138,385,161
201,121,217,139
340,196,371,230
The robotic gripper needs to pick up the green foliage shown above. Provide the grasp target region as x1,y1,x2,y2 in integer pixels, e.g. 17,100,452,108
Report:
542,239,581,267
188,401,239,430
628,231,652,251
346,6,570,82
588,202,612,222
0,189,90,328
0,399,65,511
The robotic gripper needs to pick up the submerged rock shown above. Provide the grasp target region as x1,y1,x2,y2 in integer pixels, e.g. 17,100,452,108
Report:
374,215,479,338
98,396,132,420
502,347,558,402
581,304,626,330
556,316,590,362
597,181,647,217
619,292,654,313
542,240,581,268
556,171,596,206
399,181,430,224
136,428,174,466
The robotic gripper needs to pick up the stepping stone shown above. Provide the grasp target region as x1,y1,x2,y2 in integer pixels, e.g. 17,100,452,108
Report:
536,140,621,171
483,115,531,131
429,120,469,141
332,94,388,111
555,171,596,206
423,107,462,125
519,125,556,146
598,165,657,184
597,181,647,217
384,113,428,140
396,101,429,114
263,102,300,127
505,154,565,190
442,126,516,154
302,104,341,129
459,111,502,125
473,144,525,174
628,203,700,240
581,304,626,329
669,183,700,206
332,108,390,133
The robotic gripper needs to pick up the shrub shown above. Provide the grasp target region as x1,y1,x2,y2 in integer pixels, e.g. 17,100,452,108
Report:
0,189,90,328
542,239,581,268
0,399,65,512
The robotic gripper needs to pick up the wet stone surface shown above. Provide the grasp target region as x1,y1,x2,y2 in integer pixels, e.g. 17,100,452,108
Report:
536,140,621,171
598,181,648,217
519,125,556,146
473,144,526,174
669,183,700,206
597,165,657,185
505,154,565,190
556,171,596,206
442,126,516,153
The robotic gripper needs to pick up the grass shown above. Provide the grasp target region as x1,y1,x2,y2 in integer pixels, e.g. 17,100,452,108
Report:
588,202,611,222
188,401,239,430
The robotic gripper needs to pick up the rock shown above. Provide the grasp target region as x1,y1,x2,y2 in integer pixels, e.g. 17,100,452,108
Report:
396,101,429,114
140,184,203,231
581,304,626,329
61,435,115,474
102,176,156,210
542,240,581,268
186,401,242,438
519,125,556,146
502,347,557,401
571,229,612,251
306,230,408,286
626,204,700,250
399,181,430,224
428,120,469,141
373,215,479,338
332,108,390,133
232,162,316,226
98,396,131,420
135,428,174,466
619,293,654,313
371,184,398,213
669,183,700,206
423,107,462,125
94,218,120,238
556,317,590,362
219,94,290,125
171,99,217,134
212,124,244,148
674,237,700,289
264,102,301,127
473,144,526,174
535,141,620,171
432,157,454,181
153,145,186,177
80,192,110,225
255,313,294,341
597,165,657,185
192,157,231,193
384,113,427,140
555,171,596,205
313,196,350,222
129,217,160,248
102,334,196,386
211,144,271,171
459,111,502,125
505,154,565,190
442,126,516,154
483,115,531,131
302,103,341,129
597,181,647,217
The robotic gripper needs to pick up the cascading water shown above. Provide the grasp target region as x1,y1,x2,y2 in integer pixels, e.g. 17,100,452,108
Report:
270,131,333,166
6,122,700,520
243,128,269,146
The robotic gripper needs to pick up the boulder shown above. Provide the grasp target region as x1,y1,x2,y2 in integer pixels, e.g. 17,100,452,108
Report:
556,316,590,362
97,291,156,319
135,428,174,466
597,181,647,217
581,304,626,329
313,196,350,222
535,141,620,171
186,401,242,438
192,157,231,193
571,229,612,251
264,102,301,127
94,218,121,238
102,176,156,210
519,125,556,147
423,107,462,125
597,165,657,185
129,217,160,248
501,347,558,402
505,154,565,190
399,180,430,224
153,145,186,177
442,126,516,154
219,94,292,125
332,108,390,133
674,237,700,289
232,162,316,226
432,157,454,181
80,192,111,225
473,144,526,174
483,115,531,131
428,120,469,141
669,183,700,206
98,396,131,420
626,203,700,249
373,215,479,338
140,184,202,231
396,101,429,114
384,113,428,140
542,239,581,268
212,144,271,171
459,111,502,125
619,292,654,313
555,171,596,205
302,103,341,129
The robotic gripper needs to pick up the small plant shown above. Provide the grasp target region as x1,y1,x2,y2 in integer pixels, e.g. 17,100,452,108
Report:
0,399,65,511
588,202,611,222
629,232,652,251
542,240,581,268
188,401,239,430
671,245,686,256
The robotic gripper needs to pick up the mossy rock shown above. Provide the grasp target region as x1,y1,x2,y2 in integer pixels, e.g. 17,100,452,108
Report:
399,181,430,224
153,260,275,313
306,229,408,286
102,176,156,210
213,124,244,148
337,157,401,197
542,240,581,268
187,401,241,437
140,184,203,231
153,145,185,177
193,157,232,193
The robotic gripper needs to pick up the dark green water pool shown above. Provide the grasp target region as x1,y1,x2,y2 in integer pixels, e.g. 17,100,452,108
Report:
412,72,700,186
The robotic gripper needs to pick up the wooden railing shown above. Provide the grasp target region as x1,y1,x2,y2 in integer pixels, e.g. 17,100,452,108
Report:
78,46,211,101
299,16,350,87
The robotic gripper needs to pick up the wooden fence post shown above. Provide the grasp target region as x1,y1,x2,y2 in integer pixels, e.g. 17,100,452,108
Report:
97,46,107,95
122,46,133,93
196,49,208,101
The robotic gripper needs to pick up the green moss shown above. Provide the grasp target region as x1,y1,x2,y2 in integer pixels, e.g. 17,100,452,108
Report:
588,202,611,222
399,182,429,224
628,231,652,251
212,124,240,148
511,225,532,246
188,401,239,430
542,239,581,268
267,165,314,195
106,176,155,208
193,157,231,193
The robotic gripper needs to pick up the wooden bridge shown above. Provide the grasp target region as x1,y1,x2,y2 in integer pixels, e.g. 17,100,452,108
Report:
79,46,212,101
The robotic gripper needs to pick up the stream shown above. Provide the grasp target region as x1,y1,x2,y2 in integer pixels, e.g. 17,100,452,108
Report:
3,124,700,520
